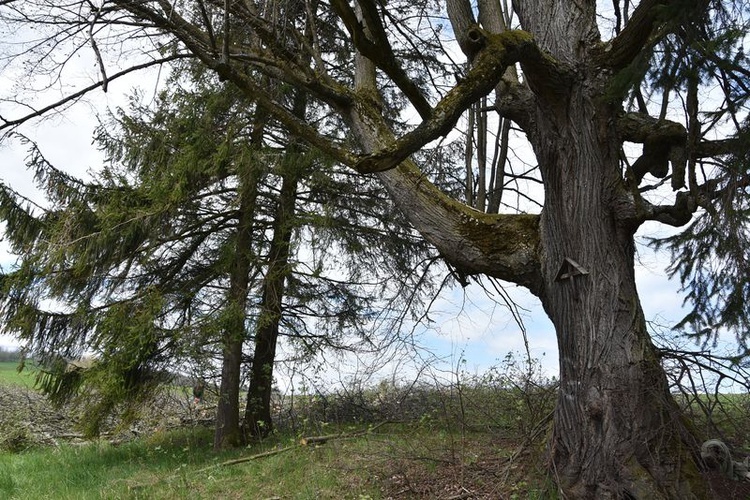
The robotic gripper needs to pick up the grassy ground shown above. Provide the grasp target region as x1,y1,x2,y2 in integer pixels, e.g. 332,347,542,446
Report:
0,362,556,499
0,424,549,499
0,361,36,388
3,357,748,498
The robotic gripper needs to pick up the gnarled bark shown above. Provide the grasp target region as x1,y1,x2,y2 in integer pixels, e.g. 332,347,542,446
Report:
533,93,705,497
1,0,731,496
348,2,708,495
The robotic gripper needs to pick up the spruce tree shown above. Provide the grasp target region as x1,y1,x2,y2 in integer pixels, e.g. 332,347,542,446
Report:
0,65,434,444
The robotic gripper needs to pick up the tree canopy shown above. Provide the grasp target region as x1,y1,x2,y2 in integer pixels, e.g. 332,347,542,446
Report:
0,61,438,439
1,0,749,497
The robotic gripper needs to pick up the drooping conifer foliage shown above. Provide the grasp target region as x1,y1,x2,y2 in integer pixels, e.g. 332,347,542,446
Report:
1,0,750,496
0,63,437,440
624,0,750,348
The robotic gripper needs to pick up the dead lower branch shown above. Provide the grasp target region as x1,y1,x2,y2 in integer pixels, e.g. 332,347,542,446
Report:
0,54,191,132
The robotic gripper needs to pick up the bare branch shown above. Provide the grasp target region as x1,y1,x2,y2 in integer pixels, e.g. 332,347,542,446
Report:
355,29,540,174
88,9,108,92
0,54,191,132
331,0,432,119
603,0,670,70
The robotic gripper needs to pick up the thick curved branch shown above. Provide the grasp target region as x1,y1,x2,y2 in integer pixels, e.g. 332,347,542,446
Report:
694,138,741,158
355,30,549,173
618,112,745,190
618,112,687,186
617,113,688,190
344,23,543,292
633,174,750,227
640,191,697,227
377,162,542,293
603,0,671,70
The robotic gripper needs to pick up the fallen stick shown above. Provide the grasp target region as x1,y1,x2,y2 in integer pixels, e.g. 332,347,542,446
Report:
299,420,391,446
195,445,299,472
200,421,393,473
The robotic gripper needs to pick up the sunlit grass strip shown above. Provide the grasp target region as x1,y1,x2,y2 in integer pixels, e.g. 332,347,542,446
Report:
0,361,36,388
0,427,383,499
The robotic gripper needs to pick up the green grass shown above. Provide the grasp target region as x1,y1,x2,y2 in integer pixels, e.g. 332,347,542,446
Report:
674,392,750,447
0,427,386,499
0,361,36,388
0,360,562,498
0,423,548,499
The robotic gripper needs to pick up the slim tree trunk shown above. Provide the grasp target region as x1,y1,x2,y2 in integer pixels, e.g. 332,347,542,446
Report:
243,161,298,439
214,300,245,449
464,104,475,206
476,98,487,212
486,117,509,213
213,160,262,450
243,89,307,439
214,109,269,450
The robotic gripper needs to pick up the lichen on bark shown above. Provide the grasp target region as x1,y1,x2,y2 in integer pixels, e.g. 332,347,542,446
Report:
382,160,543,291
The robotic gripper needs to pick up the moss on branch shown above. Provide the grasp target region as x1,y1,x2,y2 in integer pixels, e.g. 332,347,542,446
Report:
384,161,542,292
355,30,537,174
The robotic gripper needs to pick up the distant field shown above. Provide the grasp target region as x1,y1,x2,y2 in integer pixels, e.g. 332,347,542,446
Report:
0,361,36,388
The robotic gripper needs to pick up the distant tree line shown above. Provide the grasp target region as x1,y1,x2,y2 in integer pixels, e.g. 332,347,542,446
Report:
0,347,22,363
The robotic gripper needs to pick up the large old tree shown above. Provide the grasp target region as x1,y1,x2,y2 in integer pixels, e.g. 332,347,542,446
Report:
1,0,749,497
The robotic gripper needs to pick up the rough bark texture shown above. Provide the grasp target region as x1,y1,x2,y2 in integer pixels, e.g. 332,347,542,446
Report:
214,161,260,450
347,1,707,496
377,165,541,291
533,90,704,498
1,0,719,495
243,156,298,440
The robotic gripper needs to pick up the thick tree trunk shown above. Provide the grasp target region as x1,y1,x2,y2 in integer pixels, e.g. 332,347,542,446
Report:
533,91,705,498
344,3,707,495
541,219,703,498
